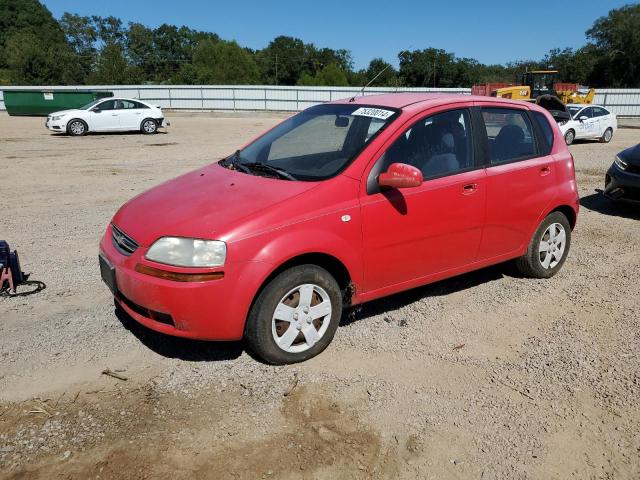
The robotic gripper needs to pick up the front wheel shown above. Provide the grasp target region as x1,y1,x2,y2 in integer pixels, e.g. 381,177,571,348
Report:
564,129,575,145
516,211,572,279
244,265,342,365
600,128,613,143
67,119,87,136
141,118,158,134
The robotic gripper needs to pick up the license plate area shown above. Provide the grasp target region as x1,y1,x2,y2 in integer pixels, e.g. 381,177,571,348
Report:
99,254,117,295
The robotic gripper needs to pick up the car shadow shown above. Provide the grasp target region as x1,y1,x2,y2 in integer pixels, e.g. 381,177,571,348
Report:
341,262,513,326
580,190,640,220
114,304,244,362
114,262,517,362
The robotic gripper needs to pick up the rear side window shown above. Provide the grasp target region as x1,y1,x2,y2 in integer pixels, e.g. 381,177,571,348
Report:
533,111,554,155
592,107,609,117
481,108,536,164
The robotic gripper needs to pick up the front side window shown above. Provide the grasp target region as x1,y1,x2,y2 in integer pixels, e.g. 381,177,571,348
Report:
482,108,536,164
233,104,398,180
97,100,117,111
379,109,473,180
580,107,594,119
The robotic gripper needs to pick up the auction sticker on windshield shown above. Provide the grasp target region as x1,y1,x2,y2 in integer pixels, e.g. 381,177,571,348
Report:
351,107,395,120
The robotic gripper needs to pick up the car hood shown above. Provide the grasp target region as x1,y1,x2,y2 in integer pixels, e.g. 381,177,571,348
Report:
619,143,640,166
50,109,83,117
111,163,321,246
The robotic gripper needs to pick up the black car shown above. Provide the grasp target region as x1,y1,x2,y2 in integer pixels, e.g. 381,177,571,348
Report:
605,144,640,203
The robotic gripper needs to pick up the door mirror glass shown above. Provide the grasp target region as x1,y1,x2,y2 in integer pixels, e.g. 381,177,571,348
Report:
378,163,423,189
92,108,101,113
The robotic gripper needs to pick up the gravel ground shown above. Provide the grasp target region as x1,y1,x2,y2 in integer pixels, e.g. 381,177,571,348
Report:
1,112,639,479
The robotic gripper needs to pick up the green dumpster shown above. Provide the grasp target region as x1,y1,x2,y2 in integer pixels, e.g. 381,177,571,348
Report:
2,89,113,116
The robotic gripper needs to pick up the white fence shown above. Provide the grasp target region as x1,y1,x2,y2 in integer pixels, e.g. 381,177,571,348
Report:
2,85,640,116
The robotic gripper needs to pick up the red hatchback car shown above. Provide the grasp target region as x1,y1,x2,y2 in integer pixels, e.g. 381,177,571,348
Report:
99,93,579,364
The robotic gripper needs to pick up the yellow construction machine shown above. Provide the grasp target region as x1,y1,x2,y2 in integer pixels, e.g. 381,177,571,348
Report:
476,70,595,104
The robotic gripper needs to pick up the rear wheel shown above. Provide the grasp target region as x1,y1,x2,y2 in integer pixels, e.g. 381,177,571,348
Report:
141,118,157,134
516,211,572,279
564,129,575,145
67,119,87,136
600,128,613,143
244,265,342,364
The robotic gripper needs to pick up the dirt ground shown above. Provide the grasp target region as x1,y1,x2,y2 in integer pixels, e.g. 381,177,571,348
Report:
1,112,639,479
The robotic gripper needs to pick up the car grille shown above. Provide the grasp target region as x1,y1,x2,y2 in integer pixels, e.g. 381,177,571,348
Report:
111,224,139,256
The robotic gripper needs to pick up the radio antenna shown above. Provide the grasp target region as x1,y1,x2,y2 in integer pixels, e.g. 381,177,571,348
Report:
349,64,391,102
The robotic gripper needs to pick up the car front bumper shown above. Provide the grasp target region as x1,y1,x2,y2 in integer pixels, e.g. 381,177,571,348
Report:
45,117,66,132
604,163,640,202
99,225,272,341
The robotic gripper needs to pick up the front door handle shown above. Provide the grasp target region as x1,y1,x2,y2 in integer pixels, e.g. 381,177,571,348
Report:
462,183,479,195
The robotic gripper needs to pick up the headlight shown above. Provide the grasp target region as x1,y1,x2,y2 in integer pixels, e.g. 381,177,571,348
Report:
146,237,226,267
614,155,628,171
52,115,63,121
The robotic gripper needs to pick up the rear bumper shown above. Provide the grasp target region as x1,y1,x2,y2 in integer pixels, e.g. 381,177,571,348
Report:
99,225,272,340
604,164,640,202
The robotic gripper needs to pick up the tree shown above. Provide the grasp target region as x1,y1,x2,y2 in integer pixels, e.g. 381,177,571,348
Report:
363,58,398,87
88,43,141,84
186,40,260,84
586,4,640,87
257,36,306,85
0,0,77,84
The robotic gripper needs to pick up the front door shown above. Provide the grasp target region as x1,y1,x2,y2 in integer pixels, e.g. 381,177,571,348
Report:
360,107,486,293
89,99,120,131
575,107,599,139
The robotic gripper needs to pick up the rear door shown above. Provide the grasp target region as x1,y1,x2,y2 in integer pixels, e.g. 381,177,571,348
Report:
117,100,144,130
476,105,557,260
360,106,487,292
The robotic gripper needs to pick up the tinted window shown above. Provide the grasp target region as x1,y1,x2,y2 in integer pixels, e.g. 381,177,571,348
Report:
118,100,140,109
380,109,473,179
592,107,608,117
482,108,536,164
97,100,116,111
533,111,554,155
580,107,593,118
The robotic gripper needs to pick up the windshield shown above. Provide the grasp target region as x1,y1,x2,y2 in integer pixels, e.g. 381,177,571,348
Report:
79,99,103,110
567,106,582,119
230,104,399,180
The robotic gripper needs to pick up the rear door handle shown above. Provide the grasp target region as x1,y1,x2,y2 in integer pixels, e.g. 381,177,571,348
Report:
462,183,479,195
540,166,551,176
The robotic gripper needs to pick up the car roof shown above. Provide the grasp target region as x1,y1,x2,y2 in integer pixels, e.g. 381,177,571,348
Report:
566,103,605,108
103,97,148,103
331,92,540,112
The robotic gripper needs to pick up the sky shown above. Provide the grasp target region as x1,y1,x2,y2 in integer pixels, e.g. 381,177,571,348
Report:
42,0,630,70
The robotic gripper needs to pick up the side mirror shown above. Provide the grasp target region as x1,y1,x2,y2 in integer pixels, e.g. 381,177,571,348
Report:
378,163,423,189
579,115,588,122
92,108,101,113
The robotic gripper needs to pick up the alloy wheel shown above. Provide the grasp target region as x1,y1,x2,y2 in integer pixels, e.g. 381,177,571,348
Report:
70,121,85,135
271,283,332,353
538,222,566,269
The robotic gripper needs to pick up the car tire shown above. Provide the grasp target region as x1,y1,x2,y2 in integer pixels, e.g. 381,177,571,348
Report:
516,211,572,279
564,129,575,145
600,128,613,143
244,265,342,365
67,119,88,136
141,118,158,134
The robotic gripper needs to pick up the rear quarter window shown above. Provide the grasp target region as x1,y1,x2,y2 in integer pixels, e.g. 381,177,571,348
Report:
533,111,554,155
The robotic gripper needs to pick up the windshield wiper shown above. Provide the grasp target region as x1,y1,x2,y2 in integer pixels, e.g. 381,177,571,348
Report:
242,162,296,181
225,150,251,174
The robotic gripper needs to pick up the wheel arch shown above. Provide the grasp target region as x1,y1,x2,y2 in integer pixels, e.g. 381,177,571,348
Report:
250,252,353,312
550,204,577,230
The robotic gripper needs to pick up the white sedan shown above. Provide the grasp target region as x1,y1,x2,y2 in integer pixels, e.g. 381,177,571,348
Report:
559,104,617,145
46,98,168,136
